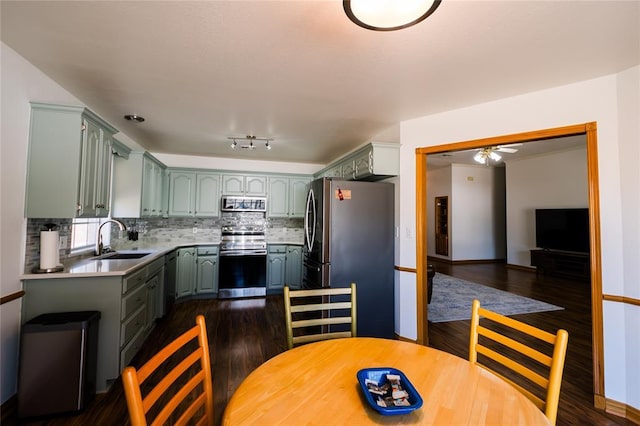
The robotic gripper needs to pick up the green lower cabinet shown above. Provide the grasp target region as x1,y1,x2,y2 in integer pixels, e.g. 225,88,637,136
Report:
286,245,303,289
196,255,218,294
176,247,196,298
267,245,287,291
267,244,303,293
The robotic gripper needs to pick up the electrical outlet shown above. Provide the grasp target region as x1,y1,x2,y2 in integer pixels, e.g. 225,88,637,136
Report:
193,227,198,234
405,227,413,239
59,236,68,248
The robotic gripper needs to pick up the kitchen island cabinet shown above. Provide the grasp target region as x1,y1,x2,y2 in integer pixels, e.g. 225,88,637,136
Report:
21,256,166,392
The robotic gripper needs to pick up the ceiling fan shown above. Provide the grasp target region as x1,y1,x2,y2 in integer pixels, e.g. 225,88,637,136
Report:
473,144,522,165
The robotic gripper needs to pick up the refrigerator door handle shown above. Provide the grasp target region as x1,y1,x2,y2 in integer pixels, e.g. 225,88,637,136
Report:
304,188,316,252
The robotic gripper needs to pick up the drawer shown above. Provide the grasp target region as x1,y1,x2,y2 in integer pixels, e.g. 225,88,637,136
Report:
268,245,287,254
147,257,164,276
123,267,147,294
120,305,146,348
121,284,147,320
120,325,146,368
197,246,218,256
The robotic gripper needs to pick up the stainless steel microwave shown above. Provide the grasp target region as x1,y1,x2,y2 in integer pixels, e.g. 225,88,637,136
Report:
221,196,267,212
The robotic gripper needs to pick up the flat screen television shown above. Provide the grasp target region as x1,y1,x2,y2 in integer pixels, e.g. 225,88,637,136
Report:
535,208,589,253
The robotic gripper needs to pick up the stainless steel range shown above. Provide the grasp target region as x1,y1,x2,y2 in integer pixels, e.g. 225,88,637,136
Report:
218,224,267,299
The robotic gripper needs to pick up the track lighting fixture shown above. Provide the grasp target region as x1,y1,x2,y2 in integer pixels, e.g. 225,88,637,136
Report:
228,135,273,151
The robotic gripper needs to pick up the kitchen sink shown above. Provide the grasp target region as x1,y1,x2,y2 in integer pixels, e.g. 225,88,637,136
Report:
98,252,152,260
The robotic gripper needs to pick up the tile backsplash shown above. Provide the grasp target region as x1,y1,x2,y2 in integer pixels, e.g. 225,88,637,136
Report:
25,215,303,272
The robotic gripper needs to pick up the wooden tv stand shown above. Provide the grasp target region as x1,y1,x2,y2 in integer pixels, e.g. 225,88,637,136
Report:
530,249,590,281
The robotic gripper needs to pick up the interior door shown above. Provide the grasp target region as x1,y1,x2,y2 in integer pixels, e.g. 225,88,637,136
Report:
435,196,449,256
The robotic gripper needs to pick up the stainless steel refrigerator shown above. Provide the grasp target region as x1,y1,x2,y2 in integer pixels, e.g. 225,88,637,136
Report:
303,177,395,339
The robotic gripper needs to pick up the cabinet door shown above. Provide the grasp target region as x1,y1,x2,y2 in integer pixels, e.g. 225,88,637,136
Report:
145,275,158,332
169,172,196,216
222,175,244,195
245,176,267,196
268,177,289,217
289,178,310,217
342,160,355,180
78,117,102,217
154,164,165,216
141,158,155,217
165,251,177,304
95,132,113,217
176,248,196,297
286,245,303,289
354,149,373,180
328,165,343,178
195,173,221,217
196,255,218,294
267,252,286,290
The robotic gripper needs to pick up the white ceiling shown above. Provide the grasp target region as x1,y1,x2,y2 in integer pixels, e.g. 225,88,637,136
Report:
1,1,638,166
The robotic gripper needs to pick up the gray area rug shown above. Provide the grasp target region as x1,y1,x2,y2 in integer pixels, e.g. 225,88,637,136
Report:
428,272,564,323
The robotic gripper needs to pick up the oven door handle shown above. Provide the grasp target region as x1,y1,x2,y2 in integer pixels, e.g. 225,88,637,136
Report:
220,249,267,256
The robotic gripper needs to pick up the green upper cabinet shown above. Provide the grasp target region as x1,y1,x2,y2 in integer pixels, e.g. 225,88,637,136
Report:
267,177,289,217
268,176,311,218
195,173,221,217
168,171,196,216
315,142,400,182
25,103,119,218
167,170,221,217
222,174,267,196
112,152,166,218
142,156,166,217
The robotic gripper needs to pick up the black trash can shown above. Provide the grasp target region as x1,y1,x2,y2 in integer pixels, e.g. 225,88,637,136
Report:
17,311,100,418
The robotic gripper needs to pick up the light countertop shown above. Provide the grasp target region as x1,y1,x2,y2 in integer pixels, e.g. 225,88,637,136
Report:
20,240,303,280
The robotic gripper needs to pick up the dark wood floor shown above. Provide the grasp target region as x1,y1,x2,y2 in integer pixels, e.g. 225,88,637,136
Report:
10,262,631,425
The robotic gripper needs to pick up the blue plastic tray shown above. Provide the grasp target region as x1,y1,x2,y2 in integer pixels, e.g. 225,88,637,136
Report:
356,367,423,416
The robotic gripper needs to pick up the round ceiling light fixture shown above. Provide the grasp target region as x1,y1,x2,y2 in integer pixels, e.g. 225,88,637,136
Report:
343,0,442,31
124,114,145,123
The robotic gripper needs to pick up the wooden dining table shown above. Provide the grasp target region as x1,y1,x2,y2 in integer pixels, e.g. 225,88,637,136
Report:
222,337,550,425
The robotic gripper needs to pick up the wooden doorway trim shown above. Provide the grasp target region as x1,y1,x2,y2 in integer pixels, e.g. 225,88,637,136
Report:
414,122,604,402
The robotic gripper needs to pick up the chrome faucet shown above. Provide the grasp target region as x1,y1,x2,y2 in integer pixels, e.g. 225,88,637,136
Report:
95,219,127,256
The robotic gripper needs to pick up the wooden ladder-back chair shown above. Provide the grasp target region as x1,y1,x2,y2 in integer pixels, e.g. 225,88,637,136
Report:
122,315,214,426
284,283,357,349
469,299,569,425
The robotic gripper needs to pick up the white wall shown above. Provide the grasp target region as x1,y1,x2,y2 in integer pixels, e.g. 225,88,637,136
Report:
614,65,640,410
427,164,506,261
426,167,451,259
0,43,83,403
399,67,640,408
506,147,588,266
450,164,505,261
